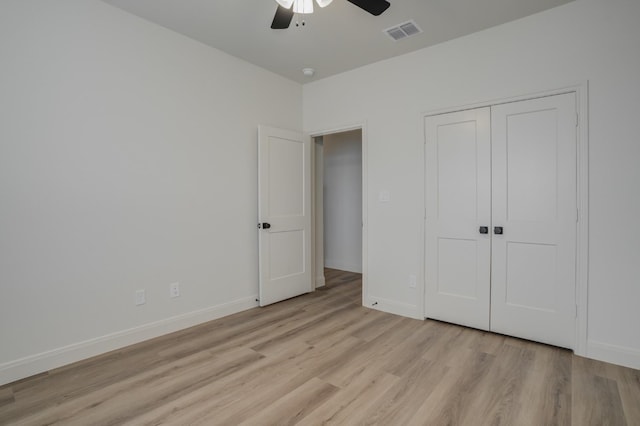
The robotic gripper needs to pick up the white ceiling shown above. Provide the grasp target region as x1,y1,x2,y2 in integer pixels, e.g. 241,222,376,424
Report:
103,0,574,83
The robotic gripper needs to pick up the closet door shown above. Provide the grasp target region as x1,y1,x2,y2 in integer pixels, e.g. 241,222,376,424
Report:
424,108,491,330
490,93,577,349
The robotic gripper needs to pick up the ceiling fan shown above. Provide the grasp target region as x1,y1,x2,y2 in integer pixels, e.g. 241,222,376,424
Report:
271,0,391,29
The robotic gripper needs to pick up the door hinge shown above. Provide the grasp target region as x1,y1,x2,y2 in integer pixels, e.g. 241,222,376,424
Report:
576,113,579,127
576,208,579,223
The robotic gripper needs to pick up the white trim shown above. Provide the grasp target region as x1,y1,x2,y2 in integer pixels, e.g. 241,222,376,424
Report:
417,109,427,324
308,123,365,138
315,275,326,287
306,121,368,307
574,82,590,358
361,124,369,307
311,136,321,290
421,83,589,356
368,296,422,320
421,84,585,118
587,340,640,370
0,296,259,386
324,259,362,274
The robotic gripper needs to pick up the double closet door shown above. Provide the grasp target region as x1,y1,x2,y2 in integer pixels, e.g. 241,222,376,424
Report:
424,93,577,349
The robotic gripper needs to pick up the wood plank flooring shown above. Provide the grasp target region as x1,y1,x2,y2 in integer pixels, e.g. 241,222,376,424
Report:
1,268,638,425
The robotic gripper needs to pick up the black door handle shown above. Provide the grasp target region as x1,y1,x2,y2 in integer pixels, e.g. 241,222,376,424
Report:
258,222,271,229
479,226,488,234
494,226,503,235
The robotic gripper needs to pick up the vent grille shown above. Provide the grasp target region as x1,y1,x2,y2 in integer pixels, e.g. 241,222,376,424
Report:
384,20,422,41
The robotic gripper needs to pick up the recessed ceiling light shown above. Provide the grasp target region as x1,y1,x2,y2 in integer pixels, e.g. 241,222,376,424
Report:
302,67,315,77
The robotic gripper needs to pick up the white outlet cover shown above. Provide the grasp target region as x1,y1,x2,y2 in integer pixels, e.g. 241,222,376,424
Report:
170,282,180,298
379,190,390,202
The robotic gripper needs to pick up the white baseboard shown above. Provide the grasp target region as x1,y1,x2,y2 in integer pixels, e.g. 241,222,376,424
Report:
315,275,326,288
325,259,362,274
366,295,422,320
587,340,640,370
0,296,259,386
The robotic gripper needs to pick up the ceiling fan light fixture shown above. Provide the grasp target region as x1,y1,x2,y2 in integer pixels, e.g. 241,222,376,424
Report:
271,0,388,30
315,0,334,8
275,0,294,8
293,0,314,14
274,0,333,14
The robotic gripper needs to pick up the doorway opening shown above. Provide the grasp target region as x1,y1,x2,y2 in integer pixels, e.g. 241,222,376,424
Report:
313,128,364,296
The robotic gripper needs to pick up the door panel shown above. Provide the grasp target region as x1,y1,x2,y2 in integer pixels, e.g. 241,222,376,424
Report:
491,93,577,349
258,126,311,306
505,242,557,311
269,230,305,279
437,120,480,232
437,238,481,299
505,109,558,223
424,108,491,330
268,138,305,217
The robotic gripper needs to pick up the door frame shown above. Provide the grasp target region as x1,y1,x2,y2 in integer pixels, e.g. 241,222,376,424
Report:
309,122,368,306
421,82,589,356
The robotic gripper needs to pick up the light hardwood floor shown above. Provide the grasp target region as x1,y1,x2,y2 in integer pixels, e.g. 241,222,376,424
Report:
1,268,639,425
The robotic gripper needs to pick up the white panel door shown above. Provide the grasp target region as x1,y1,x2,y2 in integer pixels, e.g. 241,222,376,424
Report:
258,126,312,306
424,108,492,330
491,93,577,349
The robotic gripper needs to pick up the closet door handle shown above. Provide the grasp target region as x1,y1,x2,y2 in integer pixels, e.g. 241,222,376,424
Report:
479,226,489,234
494,226,503,235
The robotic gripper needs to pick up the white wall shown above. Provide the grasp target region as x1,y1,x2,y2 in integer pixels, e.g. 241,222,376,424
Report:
0,0,302,385
323,130,363,273
303,0,640,368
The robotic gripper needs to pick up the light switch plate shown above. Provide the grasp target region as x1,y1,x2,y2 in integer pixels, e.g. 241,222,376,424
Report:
409,275,417,288
135,289,146,306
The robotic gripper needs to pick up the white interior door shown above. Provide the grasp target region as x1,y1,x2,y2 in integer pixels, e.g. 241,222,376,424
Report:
424,108,492,330
490,93,577,349
258,125,312,306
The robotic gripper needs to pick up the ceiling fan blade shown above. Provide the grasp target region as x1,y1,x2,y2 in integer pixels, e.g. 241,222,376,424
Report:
271,5,294,29
346,0,390,16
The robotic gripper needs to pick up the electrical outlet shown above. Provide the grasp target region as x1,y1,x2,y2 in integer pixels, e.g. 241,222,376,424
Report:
408,275,417,288
170,282,180,298
135,289,146,306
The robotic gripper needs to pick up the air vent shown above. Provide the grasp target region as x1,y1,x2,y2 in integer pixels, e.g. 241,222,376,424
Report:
384,20,422,41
